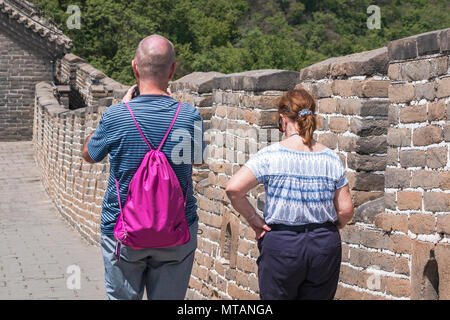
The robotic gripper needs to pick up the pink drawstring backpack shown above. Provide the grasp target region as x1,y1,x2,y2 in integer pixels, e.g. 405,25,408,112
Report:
113,101,190,260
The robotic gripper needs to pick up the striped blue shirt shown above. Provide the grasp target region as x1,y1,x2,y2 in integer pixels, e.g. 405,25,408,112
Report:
87,95,204,235
245,143,348,225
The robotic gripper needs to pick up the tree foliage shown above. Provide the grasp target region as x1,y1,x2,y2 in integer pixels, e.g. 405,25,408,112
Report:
33,0,450,84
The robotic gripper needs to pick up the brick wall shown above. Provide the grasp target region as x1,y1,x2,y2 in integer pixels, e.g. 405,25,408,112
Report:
296,47,389,220
33,54,126,244
55,53,125,112
32,29,450,300
380,29,450,300
335,28,450,300
0,0,71,142
33,81,108,244
0,29,51,141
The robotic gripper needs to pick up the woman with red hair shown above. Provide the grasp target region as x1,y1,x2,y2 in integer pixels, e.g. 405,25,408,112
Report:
226,89,354,300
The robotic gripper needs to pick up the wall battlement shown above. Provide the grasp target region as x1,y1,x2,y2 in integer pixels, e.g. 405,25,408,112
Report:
33,28,450,300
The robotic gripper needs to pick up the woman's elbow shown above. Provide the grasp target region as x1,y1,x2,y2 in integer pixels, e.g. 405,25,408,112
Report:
338,202,354,220
225,183,243,200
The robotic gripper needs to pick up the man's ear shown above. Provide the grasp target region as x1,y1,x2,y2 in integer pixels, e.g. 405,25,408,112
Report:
132,59,139,80
168,62,176,80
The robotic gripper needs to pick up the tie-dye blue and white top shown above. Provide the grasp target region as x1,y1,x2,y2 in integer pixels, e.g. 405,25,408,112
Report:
244,143,348,225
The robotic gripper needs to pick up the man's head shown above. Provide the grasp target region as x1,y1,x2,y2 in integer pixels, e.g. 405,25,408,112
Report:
132,35,176,88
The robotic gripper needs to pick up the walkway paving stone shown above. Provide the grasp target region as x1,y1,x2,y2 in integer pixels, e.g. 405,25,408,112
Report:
0,141,105,300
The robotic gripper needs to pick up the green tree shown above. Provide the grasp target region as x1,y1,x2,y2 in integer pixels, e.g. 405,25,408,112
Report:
33,0,450,84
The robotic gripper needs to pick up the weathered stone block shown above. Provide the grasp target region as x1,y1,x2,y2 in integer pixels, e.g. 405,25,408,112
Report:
389,83,415,103
398,191,422,210
402,59,432,81
332,80,362,97
428,100,446,121
352,172,385,191
370,252,395,272
349,247,371,268
424,192,450,212
445,124,450,142
316,115,329,131
435,243,450,299
417,31,440,56
300,47,388,79
386,148,398,166
439,171,450,190
374,212,408,233
414,82,436,101
356,135,387,155
437,215,450,234
409,214,435,234
388,37,417,61
385,168,411,188
354,197,385,223
339,265,360,286
388,64,400,80
317,132,338,149
338,99,360,115
315,81,333,98
399,149,426,168
431,56,449,78
359,100,389,117
411,240,435,300
395,257,410,276
337,135,357,152
214,69,300,92
388,105,399,125
175,71,224,93
329,117,348,133
299,58,337,80
339,224,361,244
413,125,443,146
426,147,448,169
437,77,450,98
360,229,390,250
350,118,388,137
411,170,440,189
385,277,411,298
389,232,412,254
347,154,386,171
242,94,280,110
318,98,339,114
440,28,450,53
362,80,390,98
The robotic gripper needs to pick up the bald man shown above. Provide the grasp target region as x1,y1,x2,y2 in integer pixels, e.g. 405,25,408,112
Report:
81,35,205,300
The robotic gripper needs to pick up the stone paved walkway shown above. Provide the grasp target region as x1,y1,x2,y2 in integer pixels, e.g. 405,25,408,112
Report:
0,141,105,299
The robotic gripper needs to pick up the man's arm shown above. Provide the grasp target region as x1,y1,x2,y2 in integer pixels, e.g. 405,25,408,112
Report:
82,131,97,164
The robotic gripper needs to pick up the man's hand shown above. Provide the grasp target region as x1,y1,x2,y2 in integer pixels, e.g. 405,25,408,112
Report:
122,84,137,103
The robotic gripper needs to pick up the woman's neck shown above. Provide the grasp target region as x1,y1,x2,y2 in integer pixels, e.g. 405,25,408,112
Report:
284,123,303,140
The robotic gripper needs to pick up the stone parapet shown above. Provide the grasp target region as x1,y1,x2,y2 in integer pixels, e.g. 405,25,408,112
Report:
33,81,107,245
55,53,127,112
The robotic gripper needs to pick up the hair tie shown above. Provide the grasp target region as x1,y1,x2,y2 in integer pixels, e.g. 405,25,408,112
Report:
298,109,312,118
286,102,292,113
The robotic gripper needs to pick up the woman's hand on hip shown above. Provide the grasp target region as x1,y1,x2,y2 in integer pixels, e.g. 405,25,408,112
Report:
249,215,271,240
